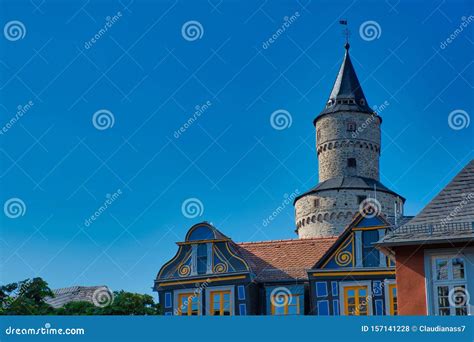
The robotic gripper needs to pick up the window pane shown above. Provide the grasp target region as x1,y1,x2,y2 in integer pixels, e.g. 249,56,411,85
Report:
197,244,207,275
438,308,450,315
273,305,285,315
437,286,450,309
188,225,214,241
288,304,298,315
452,258,465,279
362,230,380,267
435,259,448,280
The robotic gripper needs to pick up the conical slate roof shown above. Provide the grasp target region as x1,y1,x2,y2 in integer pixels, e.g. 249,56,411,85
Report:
316,44,373,121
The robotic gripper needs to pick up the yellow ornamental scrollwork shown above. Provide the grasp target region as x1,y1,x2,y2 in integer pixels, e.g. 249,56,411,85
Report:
178,265,191,277
213,263,228,273
335,250,353,266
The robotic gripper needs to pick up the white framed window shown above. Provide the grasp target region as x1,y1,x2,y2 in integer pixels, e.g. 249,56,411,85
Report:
431,254,469,316
191,242,213,275
383,280,397,315
173,288,203,316
205,285,235,316
339,281,373,316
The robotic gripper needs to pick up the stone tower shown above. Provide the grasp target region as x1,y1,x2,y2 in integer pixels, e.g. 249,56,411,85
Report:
294,43,405,238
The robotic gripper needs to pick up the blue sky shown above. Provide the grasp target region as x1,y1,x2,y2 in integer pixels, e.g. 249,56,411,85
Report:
0,0,473,295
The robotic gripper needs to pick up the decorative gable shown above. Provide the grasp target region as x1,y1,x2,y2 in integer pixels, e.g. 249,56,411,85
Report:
155,222,251,282
314,212,392,270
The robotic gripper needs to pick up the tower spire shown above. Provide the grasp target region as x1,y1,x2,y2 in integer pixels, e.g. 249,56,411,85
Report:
314,22,373,122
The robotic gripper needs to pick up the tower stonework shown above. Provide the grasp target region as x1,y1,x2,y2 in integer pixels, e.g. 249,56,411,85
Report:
294,43,404,238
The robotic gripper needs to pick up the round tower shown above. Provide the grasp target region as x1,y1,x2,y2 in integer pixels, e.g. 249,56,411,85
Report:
294,43,404,238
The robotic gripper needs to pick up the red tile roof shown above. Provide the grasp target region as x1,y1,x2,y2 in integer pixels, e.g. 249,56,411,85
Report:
235,237,337,282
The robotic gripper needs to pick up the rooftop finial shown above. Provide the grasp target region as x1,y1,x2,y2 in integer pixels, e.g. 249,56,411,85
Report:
339,19,350,50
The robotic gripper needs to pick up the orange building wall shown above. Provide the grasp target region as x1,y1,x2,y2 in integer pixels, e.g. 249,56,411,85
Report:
394,246,427,315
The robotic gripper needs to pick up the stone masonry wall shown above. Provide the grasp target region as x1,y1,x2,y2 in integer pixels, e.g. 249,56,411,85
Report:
316,112,381,182
294,189,403,238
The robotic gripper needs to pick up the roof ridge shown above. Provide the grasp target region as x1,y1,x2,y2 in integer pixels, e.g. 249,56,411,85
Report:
237,236,338,245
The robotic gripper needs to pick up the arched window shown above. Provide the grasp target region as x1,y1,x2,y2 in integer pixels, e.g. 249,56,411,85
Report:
188,225,214,241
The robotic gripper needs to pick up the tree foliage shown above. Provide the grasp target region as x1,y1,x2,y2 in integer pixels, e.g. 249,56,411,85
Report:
0,278,161,315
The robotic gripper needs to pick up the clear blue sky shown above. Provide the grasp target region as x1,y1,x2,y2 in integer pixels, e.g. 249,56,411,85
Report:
1,0,473,295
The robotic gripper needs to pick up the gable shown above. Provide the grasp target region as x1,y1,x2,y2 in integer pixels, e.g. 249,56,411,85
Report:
354,216,386,228
314,212,391,270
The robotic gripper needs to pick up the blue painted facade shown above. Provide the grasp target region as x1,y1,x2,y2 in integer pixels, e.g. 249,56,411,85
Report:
308,213,398,316
155,222,319,315
154,218,399,315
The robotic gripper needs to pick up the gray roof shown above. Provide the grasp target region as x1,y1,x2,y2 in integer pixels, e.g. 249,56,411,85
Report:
384,215,414,228
316,44,374,120
379,160,474,246
295,176,404,202
45,286,111,308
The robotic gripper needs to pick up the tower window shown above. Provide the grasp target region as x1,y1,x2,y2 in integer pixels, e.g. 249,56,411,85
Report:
314,199,320,207
347,122,356,132
357,195,367,204
347,158,357,168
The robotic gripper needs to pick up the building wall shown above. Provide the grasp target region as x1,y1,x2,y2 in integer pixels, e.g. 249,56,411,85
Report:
316,112,381,182
310,278,395,316
394,246,427,315
295,189,402,237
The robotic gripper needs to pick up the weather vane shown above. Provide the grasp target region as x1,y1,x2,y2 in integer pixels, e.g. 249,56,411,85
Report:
339,19,350,48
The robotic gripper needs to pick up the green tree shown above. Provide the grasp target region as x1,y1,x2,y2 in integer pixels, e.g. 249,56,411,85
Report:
55,301,99,315
1,278,161,315
100,291,161,315
0,278,55,315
